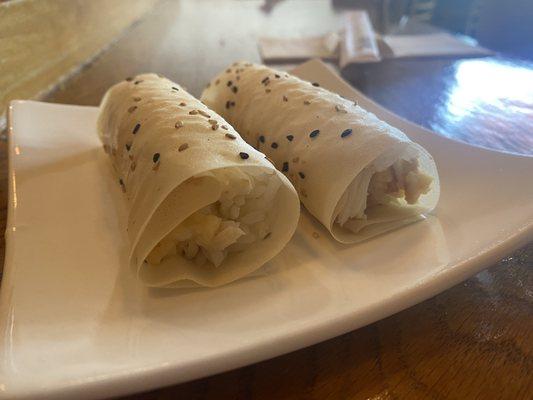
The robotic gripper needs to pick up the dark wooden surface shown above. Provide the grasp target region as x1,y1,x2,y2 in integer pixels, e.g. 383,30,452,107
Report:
3,0,532,399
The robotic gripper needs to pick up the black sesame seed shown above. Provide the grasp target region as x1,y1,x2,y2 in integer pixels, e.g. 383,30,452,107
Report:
227,80,232,87
125,77,133,82
153,153,160,163
275,74,280,78
239,152,249,160
298,172,305,179
286,134,294,141
282,162,289,172
232,86,238,93
125,143,131,151
134,80,143,85
312,82,320,87
225,133,236,140
259,135,265,143
263,232,272,239
261,76,269,84
271,142,278,149
309,129,320,138
132,123,141,134
225,100,231,109
171,86,179,91
119,178,124,185
341,128,353,138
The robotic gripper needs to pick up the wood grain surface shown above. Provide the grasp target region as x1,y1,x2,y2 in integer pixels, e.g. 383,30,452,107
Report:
0,0,156,120
2,1,531,399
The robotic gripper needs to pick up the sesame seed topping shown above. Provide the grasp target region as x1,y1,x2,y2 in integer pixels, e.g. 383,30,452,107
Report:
227,80,232,87
309,129,320,139
119,178,125,192
298,172,306,179
275,74,280,78
125,77,133,82
189,110,198,115
261,76,269,84
303,100,311,105
208,119,218,125
239,152,249,160
128,106,137,113
225,133,236,140
230,101,235,106
132,123,141,134
131,161,136,171
125,143,131,151
232,86,238,93
133,97,141,102
282,162,289,172
226,68,232,73
263,232,272,239
312,82,320,87
171,86,179,91
178,143,189,152
286,134,294,141
225,101,231,109
211,124,219,131
283,95,288,102
152,153,160,163
341,128,353,138
134,80,143,85
259,135,265,143
271,142,278,149
175,121,184,129
197,110,210,118
179,102,186,106
221,125,228,130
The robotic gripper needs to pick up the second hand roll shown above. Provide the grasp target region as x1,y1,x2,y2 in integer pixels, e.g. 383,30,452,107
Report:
201,62,440,243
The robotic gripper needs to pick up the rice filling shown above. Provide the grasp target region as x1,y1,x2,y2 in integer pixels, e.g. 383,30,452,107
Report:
336,158,433,230
146,168,281,267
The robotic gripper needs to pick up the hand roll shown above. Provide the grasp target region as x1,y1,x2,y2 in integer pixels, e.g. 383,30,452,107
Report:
97,73,300,287
201,62,440,243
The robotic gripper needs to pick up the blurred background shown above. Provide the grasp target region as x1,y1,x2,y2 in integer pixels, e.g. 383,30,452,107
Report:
1,0,532,154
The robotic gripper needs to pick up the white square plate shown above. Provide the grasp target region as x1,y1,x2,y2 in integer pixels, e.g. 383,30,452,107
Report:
1,60,532,400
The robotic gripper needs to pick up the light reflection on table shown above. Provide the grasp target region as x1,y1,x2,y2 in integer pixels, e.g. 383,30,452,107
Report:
435,58,533,154
344,56,533,156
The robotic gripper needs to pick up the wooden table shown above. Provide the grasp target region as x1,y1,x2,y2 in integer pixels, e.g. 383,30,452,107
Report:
3,1,532,398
